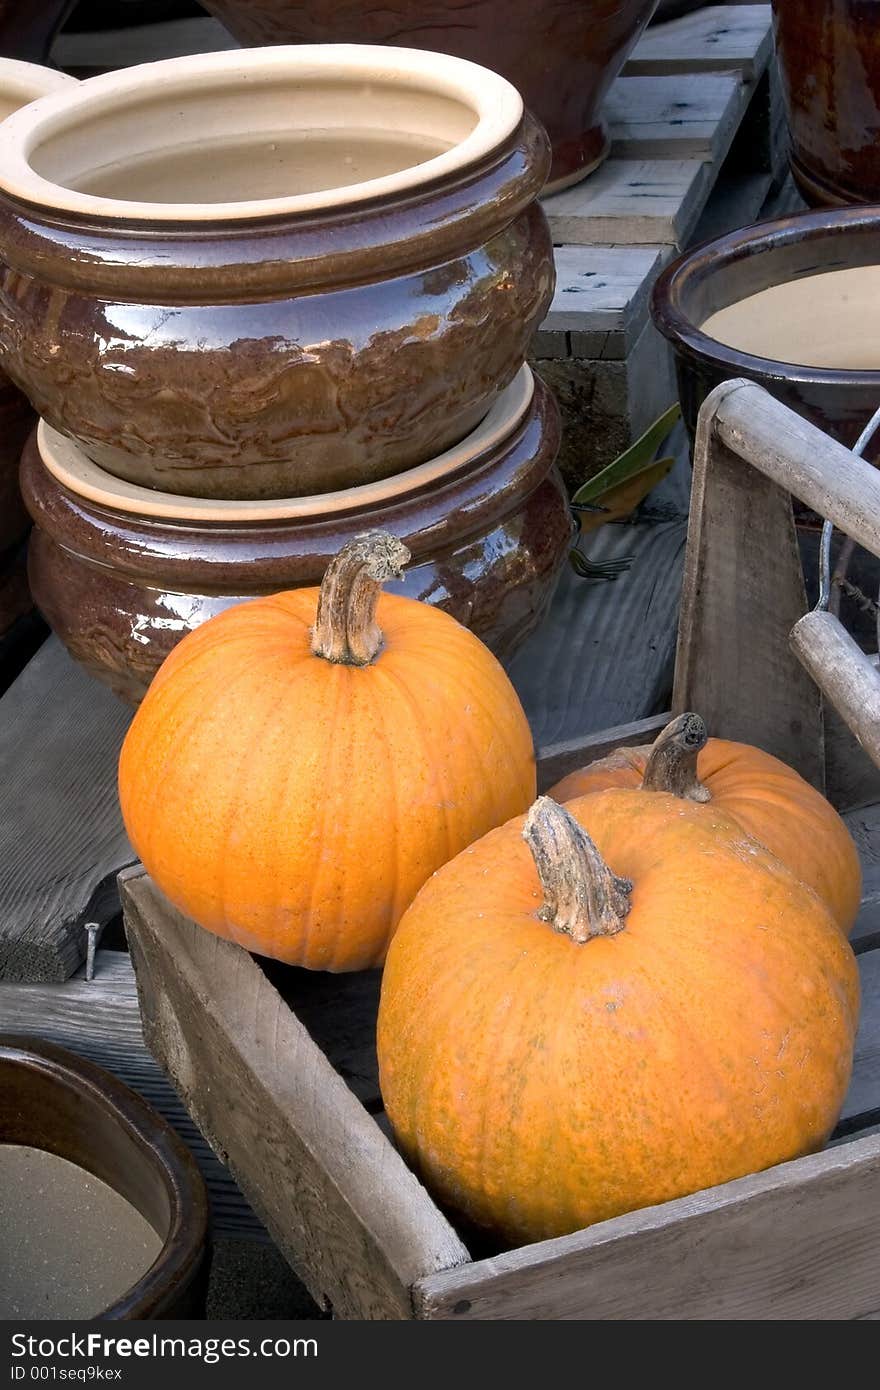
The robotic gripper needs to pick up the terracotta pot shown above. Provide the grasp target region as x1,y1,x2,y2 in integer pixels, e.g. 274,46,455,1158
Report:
23,367,571,703
0,60,76,559
0,1034,209,1319
198,1,658,192
651,206,880,455
0,1,75,64
773,0,880,206
0,45,554,501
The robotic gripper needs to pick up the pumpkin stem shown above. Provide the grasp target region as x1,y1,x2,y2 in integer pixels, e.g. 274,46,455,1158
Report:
311,531,411,666
641,712,711,802
523,796,632,943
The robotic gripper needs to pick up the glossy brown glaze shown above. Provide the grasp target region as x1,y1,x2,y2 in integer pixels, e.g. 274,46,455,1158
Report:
774,0,880,206
0,0,74,63
0,1035,209,1319
199,0,657,190
651,205,880,455
23,374,571,703
0,111,553,500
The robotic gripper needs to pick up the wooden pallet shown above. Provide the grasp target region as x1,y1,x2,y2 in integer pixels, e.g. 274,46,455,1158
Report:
535,3,788,490
121,383,880,1320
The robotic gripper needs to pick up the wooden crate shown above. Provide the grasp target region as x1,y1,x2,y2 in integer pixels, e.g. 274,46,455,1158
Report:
123,382,880,1319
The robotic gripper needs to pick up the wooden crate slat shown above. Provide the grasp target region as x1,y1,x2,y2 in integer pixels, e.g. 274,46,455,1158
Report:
607,72,746,161
122,870,470,1320
840,948,880,1130
0,638,134,982
542,244,665,346
543,156,712,246
625,3,773,78
413,1131,880,1320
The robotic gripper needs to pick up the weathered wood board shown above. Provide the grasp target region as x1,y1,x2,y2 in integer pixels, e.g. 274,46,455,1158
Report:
0,638,134,982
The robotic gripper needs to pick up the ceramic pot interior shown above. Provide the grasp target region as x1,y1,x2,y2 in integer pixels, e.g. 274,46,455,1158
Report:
0,1036,208,1317
700,265,880,371
5,47,520,215
656,213,880,381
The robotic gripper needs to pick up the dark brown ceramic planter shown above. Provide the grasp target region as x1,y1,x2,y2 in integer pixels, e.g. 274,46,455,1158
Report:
773,0,880,206
199,1,658,192
0,46,554,500
0,1034,209,1319
651,205,880,456
23,368,571,703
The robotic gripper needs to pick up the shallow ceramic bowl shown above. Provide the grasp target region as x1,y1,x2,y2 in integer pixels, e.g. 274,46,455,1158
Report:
0,45,554,500
198,0,657,193
0,1034,209,1319
23,367,571,703
0,59,76,558
651,205,880,454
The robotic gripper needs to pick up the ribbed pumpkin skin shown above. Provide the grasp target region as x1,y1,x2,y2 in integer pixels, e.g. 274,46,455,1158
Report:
550,737,861,934
118,590,535,970
378,790,859,1244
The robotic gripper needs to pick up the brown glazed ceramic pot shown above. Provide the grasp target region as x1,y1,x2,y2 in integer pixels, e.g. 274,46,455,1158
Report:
0,0,75,63
773,0,880,206
0,60,76,561
198,1,658,192
23,368,572,703
0,1035,209,1318
651,206,880,456
0,46,554,500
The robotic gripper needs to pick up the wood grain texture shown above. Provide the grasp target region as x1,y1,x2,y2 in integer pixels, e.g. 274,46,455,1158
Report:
414,1131,880,1319
673,381,824,788
541,245,665,345
0,948,263,1240
714,382,880,559
791,612,880,780
0,638,134,981
607,72,746,161
509,441,689,746
625,3,773,78
122,871,469,1320
543,157,711,246
537,712,670,790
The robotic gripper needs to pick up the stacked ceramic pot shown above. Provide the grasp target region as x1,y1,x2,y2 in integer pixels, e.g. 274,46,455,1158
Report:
0,58,76,641
199,0,659,192
0,45,571,703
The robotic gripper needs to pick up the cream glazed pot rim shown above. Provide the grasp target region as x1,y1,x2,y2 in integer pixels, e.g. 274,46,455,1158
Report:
0,57,77,110
0,44,524,223
37,366,535,522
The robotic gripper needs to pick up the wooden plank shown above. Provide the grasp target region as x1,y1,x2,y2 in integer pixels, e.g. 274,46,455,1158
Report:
845,802,880,951
792,612,880,778
713,380,880,560
541,245,664,347
673,382,825,788
607,72,746,162
543,157,711,246
537,712,670,791
509,441,689,746
414,1131,880,1320
0,638,134,982
0,948,263,1241
122,871,470,1320
839,948,880,1131
626,4,773,79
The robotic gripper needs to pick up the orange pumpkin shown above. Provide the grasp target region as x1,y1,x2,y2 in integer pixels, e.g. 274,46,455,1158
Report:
550,712,861,934
118,531,535,971
378,791,859,1244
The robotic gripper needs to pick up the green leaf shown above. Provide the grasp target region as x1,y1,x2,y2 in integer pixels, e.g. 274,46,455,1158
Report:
571,401,681,506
